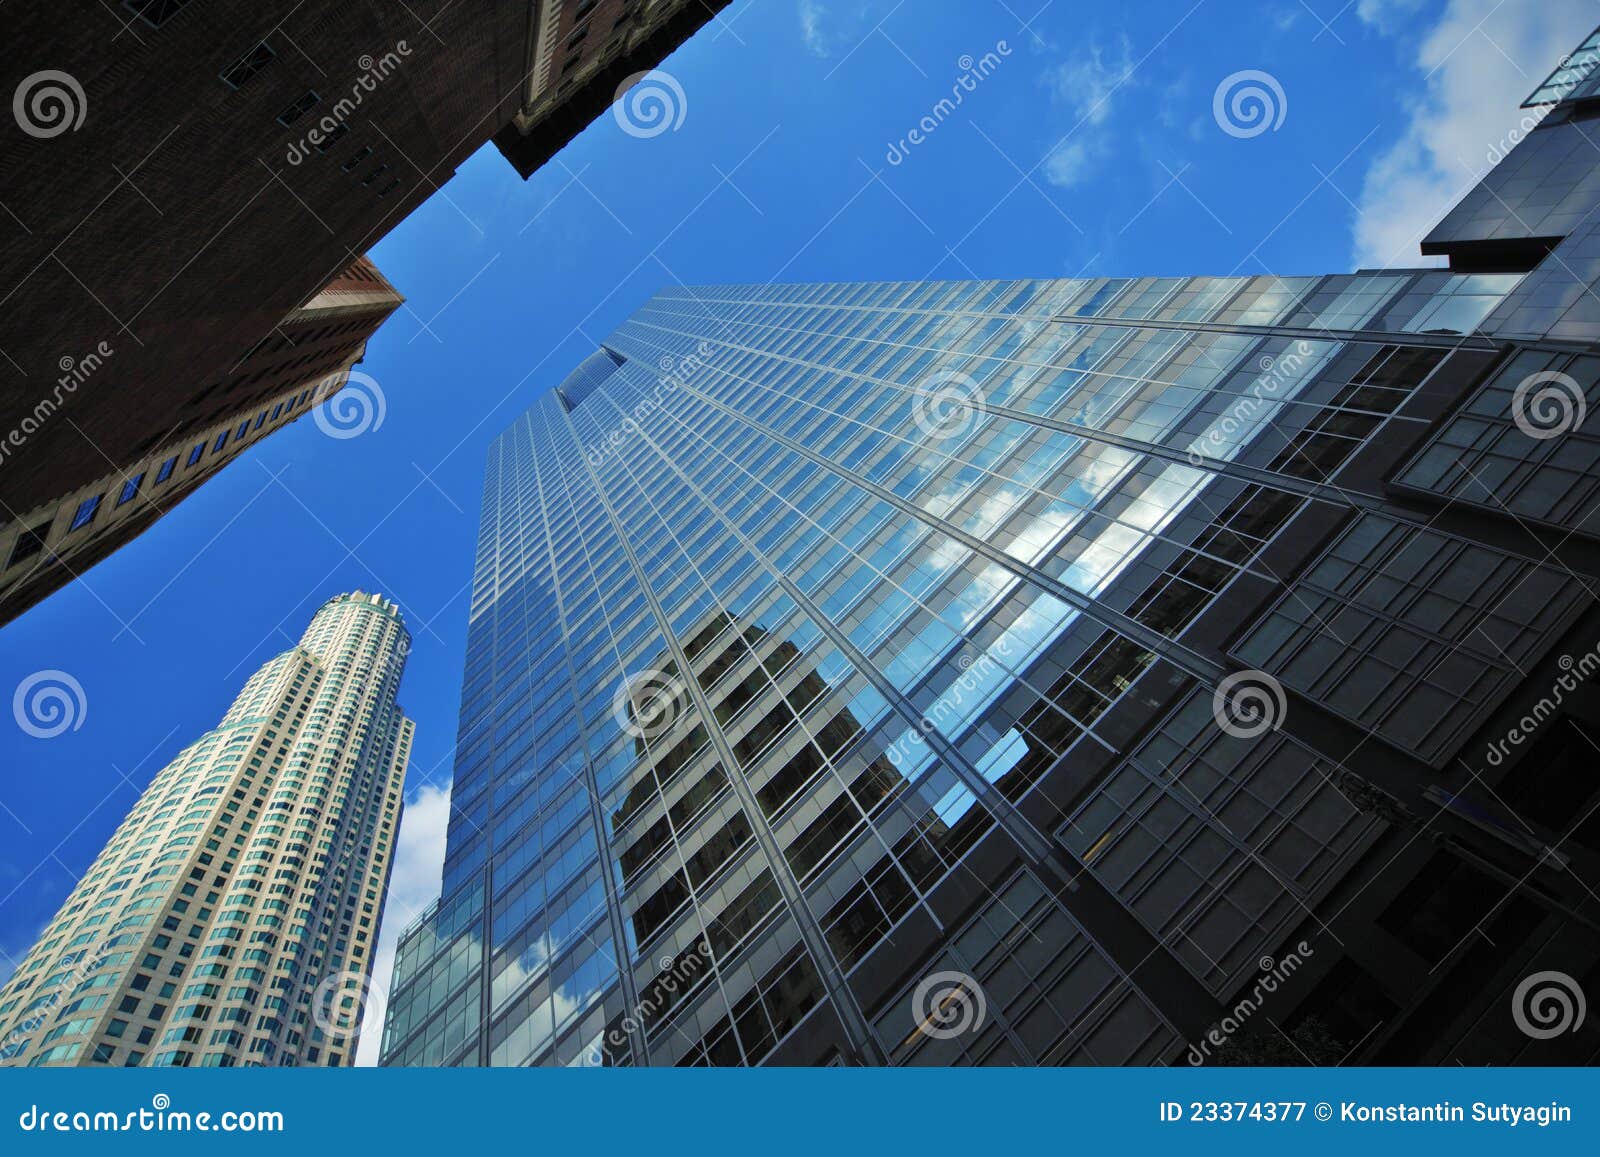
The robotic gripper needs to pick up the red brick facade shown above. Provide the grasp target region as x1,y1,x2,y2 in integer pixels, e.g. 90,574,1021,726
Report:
0,0,727,518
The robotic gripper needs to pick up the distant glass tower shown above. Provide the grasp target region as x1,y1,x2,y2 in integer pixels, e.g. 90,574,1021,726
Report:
382,56,1600,1067
0,592,414,1067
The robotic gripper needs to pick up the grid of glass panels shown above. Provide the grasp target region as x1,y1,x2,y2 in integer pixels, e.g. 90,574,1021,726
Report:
1523,24,1600,107
1395,347,1600,536
381,270,1532,1067
1231,512,1588,766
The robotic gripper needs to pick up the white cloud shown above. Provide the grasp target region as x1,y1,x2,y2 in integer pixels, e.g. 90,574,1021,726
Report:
1154,73,1196,134
1354,0,1426,34
1042,141,1093,188
1350,0,1597,268
798,0,897,60
1041,34,1137,127
799,0,828,57
355,780,452,1066
1039,36,1137,188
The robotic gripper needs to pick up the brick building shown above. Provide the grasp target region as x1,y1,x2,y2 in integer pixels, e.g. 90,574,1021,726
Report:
0,0,730,521
0,257,404,626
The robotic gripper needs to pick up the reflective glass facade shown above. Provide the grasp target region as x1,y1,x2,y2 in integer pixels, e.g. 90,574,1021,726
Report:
383,246,1600,1066
380,32,1600,1070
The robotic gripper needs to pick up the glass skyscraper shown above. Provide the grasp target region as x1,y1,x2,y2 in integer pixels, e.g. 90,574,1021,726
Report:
382,70,1600,1068
1,592,414,1067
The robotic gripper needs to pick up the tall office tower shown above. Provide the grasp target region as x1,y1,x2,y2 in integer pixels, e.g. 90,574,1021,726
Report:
0,258,403,627
381,53,1600,1069
0,592,414,1067
0,0,731,516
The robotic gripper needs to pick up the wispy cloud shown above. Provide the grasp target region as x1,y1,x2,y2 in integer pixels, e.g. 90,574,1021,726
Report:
1350,0,1597,268
1041,33,1137,127
799,0,829,57
1042,141,1093,187
1039,34,1138,187
1354,0,1427,35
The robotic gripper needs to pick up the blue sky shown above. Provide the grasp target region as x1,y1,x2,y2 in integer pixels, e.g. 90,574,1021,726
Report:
1,0,1594,1061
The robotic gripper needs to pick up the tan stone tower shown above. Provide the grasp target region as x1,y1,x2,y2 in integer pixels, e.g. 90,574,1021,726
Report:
0,591,414,1067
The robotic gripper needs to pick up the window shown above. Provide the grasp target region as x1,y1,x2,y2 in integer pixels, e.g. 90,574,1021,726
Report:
117,473,146,507
1232,512,1587,764
156,456,178,483
275,91,321,128
187,442,205,467
340,147,373,173
69,495,102,532
1402,273,1523,335
237,420,250,439
1525,26,1600,107
313,124,349,153
271,403,284,420
30,1043,85,1064
6,523,50,568
359,164,391,188
220,41,275,89
375,178,400,196
1396,347,1600,533
254,411,268,430
213,432,228,453
123,0,192,28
